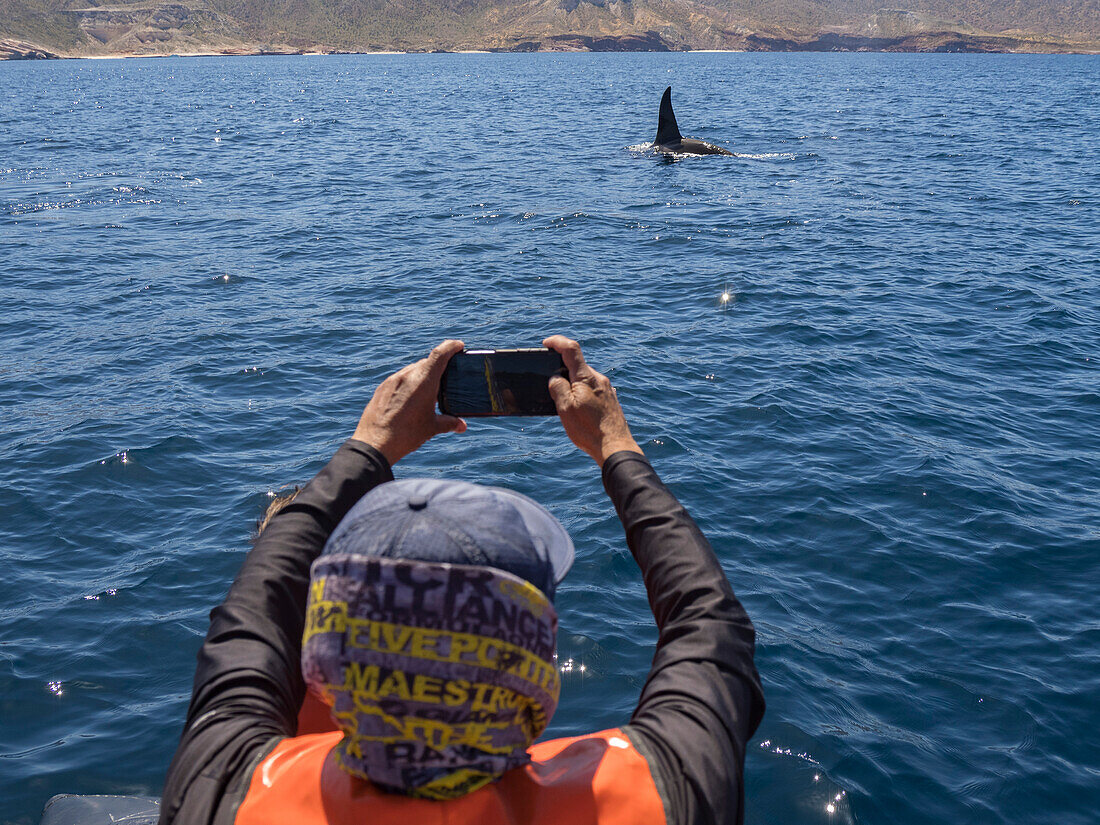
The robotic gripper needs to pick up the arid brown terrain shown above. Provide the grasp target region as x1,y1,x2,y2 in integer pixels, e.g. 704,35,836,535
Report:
2,0,1098,57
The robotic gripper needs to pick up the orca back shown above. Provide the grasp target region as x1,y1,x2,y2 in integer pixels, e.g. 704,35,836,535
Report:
654,86,682,146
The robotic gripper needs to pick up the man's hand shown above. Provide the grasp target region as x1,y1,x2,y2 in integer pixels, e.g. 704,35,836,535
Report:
543,335,644,468
352,340,467,465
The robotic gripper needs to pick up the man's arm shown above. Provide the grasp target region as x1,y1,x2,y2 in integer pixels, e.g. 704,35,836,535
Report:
159,440,394,825
160,341,468,825
545,335,765,825
604,452,764,825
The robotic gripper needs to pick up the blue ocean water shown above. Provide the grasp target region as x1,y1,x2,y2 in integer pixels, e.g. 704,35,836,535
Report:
1,51,1098,824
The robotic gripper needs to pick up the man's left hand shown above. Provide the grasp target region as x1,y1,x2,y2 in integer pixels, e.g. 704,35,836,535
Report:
352,340,467,465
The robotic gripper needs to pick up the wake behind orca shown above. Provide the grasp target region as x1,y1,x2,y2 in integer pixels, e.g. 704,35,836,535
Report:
653,86,733,156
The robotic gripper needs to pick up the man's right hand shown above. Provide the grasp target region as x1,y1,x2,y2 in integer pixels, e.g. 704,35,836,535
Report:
351,339,467,466
543,335,644,468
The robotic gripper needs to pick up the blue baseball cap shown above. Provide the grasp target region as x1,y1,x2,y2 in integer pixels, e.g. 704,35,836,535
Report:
322,479,575,601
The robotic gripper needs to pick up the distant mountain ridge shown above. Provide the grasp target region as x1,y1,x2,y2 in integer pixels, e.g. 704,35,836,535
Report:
2,0,1098,57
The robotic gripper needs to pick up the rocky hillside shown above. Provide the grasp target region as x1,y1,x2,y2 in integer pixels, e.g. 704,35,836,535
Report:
2,0,1098,57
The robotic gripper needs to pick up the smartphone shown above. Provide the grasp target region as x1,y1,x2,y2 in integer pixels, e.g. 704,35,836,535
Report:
438,348,566,416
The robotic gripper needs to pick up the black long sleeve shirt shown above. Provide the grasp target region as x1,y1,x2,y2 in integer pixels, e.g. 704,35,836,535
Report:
160,442,764,825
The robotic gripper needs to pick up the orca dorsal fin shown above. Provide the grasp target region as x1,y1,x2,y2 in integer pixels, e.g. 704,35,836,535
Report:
654,86,682,146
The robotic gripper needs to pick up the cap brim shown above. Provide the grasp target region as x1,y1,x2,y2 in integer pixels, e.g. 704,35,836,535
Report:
487,487,575,587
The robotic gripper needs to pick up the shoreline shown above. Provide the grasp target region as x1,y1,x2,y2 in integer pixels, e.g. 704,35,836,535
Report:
2,40,1099,61
61,48,1100,59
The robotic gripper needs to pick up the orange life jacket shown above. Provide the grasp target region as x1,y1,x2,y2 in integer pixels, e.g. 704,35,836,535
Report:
234,726,667,825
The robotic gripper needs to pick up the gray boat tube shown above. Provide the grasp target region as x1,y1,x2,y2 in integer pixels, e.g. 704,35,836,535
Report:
40,795,160,825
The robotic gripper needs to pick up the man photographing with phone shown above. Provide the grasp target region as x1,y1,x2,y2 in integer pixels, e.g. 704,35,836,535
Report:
161,335,765,825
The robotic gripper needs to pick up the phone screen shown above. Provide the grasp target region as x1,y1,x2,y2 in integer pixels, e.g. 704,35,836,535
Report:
438,349,566,416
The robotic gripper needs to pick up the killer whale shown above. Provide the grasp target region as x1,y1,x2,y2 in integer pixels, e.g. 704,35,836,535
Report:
653,86,733,156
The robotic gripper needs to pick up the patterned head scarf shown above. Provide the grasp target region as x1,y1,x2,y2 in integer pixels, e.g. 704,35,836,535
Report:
302,553,560,799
